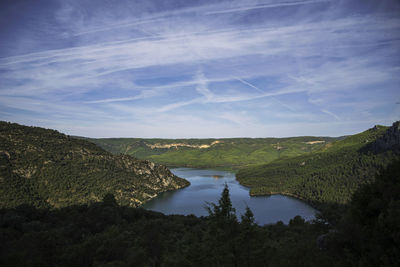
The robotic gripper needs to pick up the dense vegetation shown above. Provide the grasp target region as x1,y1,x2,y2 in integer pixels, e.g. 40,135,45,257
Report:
1,160,399,266
0,191,327,267
87,136,340,170
326,159,400,266
0,121,189,209
237,123,400,207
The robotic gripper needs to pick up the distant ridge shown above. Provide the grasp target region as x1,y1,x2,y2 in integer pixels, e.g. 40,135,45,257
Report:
87,136,342,169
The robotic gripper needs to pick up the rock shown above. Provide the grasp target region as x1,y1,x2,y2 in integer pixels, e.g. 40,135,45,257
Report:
368,121,400,153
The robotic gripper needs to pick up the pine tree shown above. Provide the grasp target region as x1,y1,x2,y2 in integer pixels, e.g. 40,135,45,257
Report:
241,206,255,226
206,183,237,224
204,184,239,266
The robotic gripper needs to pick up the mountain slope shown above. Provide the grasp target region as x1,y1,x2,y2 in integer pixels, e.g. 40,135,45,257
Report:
236,122,400,205
0,122,189,208
88,136,341,169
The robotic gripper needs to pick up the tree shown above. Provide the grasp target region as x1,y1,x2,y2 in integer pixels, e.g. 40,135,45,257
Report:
204,184,239,266
102,193,118,206
241,206,255,226
329,160,400,266
240,206,257,267
206,183,237,224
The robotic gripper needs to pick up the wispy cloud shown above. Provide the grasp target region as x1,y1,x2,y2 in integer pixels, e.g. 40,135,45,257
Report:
0,0,399,137
85,90,159,104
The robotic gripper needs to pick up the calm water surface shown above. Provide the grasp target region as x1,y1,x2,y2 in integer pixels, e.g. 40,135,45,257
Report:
143,168,317,225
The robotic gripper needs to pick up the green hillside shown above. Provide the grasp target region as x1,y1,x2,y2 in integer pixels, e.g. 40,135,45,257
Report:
0,122,189,209
88,136,341,170
236,122,400,206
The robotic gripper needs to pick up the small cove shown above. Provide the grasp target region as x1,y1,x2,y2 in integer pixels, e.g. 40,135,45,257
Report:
143,168,317,225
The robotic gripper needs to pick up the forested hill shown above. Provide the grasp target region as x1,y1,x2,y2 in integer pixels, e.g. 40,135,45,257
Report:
236,122,400,205
0,121,189,209
86,136,342,169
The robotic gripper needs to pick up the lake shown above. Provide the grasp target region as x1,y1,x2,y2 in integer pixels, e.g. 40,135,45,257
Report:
143,168,317,225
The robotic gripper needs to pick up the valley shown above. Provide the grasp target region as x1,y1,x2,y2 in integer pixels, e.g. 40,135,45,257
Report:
2,0,399,265
1,120,399,267
2,120,399,213
142,167,317,225
86,122,400,211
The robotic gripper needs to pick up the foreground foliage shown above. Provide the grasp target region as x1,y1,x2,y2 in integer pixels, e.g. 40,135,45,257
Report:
0,190,329,267
326,159,400,266
1,161,399,266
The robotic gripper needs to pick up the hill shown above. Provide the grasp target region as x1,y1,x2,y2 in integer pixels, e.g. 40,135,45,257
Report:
87,136,341,170
236,122,400,206
0,121,189,209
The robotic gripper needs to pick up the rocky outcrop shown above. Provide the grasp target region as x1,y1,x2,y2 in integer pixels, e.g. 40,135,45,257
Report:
366,121,400,153
146,140,222,149
114,155,190,205
305,140,325,145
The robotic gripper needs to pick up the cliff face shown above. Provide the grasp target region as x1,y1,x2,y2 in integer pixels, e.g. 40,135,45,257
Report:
366,121,400,153
0,121,189,208
113,155,190,205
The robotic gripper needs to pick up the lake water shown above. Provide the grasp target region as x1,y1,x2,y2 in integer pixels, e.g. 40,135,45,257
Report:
143,168,317,225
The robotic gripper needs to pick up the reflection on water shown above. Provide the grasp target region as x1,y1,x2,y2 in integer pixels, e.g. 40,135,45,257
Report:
200,174,223,179
142,168,317,225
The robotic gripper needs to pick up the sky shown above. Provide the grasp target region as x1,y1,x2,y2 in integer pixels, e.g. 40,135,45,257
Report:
0,0,399,138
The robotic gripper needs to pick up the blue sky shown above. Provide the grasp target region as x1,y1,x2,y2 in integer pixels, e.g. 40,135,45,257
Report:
0,0,399,138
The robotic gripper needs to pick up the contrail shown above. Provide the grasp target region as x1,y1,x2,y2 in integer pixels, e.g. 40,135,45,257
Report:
233,75,297,112
206,0,330,15
321,109,340,120
233,76,264,93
